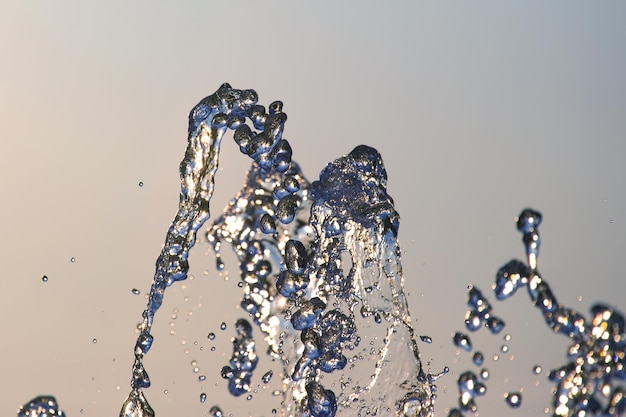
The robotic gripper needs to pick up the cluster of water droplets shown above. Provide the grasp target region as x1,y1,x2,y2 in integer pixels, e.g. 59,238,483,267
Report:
17,85,625,417
448,208,626,416
112,84,433,417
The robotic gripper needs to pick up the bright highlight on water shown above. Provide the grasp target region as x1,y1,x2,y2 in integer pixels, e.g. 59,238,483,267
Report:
17,85,625,417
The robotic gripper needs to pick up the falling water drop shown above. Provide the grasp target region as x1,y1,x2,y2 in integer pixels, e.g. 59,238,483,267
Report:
209,405,224,417
262,370,273,384
505,392,522,409
453,332,472,352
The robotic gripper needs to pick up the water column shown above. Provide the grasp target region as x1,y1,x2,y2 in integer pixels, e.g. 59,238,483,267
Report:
118,84,434,417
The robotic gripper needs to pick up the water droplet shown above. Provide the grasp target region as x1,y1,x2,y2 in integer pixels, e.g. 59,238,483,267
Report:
200,392,206,403
207,332,216,340
453,332,472,352
262,370,273,384
131,288,140,295
42,275,48,282
138,181,144,187
486,316,506,334
533,365,542,375
92,338,97,343
464,310,482,331
472,351,484,366
420,335,432,344
18,396,66,417
209,405,224,417
70,257,76,263
260,213,276,234
220,322,227,330
505,391,522,408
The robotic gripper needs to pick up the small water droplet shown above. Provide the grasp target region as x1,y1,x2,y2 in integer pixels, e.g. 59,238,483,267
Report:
132,288,140,295
533,365,542,374
200,392,207,403
208,332,216,340
92,338,97,344
472,351,484,366
453,332,472,352
70,257,76,263
420,335,432,344
42,275,48,282
220,322,227,330
505,391,522,408
138,181,144,187
262,370,273,384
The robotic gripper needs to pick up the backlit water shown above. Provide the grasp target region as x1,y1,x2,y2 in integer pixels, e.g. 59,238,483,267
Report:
17,85,625,417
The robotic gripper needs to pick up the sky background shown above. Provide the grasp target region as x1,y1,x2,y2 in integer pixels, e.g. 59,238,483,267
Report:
1,2,625,417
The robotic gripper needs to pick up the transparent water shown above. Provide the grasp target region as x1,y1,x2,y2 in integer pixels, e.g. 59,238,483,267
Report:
17,85,625,417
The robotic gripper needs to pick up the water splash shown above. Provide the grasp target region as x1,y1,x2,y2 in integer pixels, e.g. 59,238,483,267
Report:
449,209,626,416
117,84,432,417
18,85,624,416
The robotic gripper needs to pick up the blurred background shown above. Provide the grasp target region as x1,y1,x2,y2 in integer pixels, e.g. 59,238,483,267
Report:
1,2,625,416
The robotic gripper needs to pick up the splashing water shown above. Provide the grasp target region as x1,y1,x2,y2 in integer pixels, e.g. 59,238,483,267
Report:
115,84,433,417
16,85,625,416
449,208,626,416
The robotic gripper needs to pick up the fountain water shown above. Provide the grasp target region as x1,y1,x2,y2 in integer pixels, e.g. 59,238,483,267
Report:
116,84,434,417
16,85,625,417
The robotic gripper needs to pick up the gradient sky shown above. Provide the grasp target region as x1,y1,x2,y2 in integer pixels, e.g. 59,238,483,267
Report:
1,3,625,417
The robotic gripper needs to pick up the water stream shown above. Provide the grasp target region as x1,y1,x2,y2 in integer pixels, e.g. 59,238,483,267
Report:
17,85,625,417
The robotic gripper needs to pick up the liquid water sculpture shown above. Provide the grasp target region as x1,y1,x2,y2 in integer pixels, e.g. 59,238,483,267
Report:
17,85,624,416
119,84,434,417
448,209,626,417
